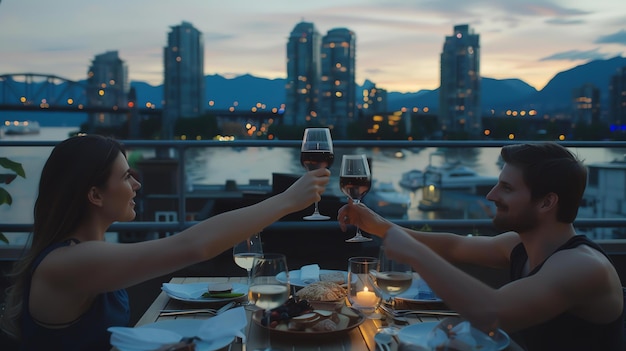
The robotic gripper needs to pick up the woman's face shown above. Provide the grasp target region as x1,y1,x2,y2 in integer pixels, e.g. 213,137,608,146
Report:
98,152,141,222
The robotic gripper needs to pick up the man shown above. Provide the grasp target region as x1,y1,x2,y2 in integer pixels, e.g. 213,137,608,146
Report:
338,143,623,350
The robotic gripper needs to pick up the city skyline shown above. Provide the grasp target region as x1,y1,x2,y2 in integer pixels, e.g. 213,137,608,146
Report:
1,0,625,93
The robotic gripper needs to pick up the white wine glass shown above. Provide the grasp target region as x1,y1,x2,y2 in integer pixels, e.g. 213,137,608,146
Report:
340,154,373,242
373,247,414,335
300,127,334,220
248,253,290,351
233,233,263,307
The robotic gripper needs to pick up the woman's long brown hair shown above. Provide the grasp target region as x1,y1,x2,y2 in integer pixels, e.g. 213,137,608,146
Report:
1,134,124,339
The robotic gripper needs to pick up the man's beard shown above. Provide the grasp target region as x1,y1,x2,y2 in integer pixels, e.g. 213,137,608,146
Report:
492,203,540,233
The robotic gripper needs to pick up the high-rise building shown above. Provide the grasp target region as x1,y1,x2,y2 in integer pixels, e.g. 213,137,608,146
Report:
572,83,601,125
163,21,204,139
361,80,388,114
319,28,356,138
439,24,481,136
285,21,321,126
609,67,626,127
86,51,129,130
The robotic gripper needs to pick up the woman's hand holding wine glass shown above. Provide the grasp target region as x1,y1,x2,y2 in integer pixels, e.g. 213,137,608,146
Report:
300,128,334,220
340,154,373,242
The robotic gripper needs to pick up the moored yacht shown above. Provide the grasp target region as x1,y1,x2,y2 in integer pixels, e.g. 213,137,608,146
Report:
398,169,424,191
363,180,411,218
3,120,40,135
418,152,497,211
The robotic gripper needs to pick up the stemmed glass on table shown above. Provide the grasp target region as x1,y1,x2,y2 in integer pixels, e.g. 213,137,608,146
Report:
373,247,414,335
233,233,263,308
248,253,290,351
340,154,373,242
300,127,334,220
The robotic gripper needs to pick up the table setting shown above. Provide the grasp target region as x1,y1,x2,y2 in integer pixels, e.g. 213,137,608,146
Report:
112,244,523,351
109,306,247,351
161,282,248,303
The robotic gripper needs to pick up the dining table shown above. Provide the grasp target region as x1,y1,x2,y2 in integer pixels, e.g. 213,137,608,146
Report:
118,276,524,351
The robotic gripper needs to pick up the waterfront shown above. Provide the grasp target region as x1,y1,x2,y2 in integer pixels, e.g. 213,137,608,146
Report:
2,127,626,240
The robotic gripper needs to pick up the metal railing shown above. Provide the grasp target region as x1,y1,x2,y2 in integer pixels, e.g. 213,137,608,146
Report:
2,139,626,257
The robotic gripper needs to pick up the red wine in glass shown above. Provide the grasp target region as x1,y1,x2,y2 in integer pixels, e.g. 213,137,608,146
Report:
300,128,334,220
340,154,373,242
300,151,334,170
339,176,371,201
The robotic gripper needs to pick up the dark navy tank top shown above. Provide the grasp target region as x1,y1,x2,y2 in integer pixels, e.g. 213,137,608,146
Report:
509,235,623,351
20,239,130,351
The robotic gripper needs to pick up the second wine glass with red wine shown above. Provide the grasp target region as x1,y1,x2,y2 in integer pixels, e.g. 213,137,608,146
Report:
340,154,373,242
300,128,334,220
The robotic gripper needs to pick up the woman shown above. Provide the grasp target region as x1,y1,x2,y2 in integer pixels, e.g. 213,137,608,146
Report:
0,134,330,350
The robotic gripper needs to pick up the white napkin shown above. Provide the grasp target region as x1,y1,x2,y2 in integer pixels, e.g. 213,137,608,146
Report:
161,282,208,299
300,264,320,284
109,306,247,351
426,320,497,351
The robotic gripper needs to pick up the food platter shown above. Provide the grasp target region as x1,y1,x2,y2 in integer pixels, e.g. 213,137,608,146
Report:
251,307,365,339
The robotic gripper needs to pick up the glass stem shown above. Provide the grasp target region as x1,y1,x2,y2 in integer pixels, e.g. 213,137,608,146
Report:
313,201,320,214
266,310,272,349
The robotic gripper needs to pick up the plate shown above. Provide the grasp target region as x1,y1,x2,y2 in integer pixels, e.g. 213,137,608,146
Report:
397,321,510,350
251,307,365,339
394,278,443,303
136,319,233,351
163,282,248,303
276,269,349,287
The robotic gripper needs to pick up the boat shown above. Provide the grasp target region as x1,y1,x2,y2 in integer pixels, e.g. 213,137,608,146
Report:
422,152,498,191
398,169,424,191
363,180,411,218
418,152,498,211
3,120,40,135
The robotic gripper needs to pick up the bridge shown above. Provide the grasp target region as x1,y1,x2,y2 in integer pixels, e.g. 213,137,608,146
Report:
0,73,282,121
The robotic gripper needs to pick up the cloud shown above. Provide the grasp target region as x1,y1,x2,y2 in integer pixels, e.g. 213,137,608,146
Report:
539,48,612,61
594,29,626,46
545,18,585,25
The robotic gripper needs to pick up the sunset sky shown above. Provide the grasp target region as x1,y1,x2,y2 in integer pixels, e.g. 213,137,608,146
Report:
1,0,624,92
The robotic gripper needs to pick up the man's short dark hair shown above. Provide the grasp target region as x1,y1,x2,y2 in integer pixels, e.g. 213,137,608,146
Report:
500,142,587,223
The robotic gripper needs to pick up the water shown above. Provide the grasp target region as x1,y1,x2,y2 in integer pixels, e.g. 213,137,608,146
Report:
2,127,623,236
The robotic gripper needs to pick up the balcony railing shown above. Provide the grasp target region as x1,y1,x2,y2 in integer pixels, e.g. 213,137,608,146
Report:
2,139,626,260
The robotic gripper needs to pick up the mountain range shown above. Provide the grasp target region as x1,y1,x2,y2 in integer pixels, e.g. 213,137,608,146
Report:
5,56,625,127
132,56,626,115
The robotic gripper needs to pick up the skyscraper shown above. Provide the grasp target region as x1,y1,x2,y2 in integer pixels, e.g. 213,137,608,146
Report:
609,67,626,127
285,21,321,126
572,83,601,125
163,21,204,139
439,24,481,136
319,28,356,139
86,51,129,131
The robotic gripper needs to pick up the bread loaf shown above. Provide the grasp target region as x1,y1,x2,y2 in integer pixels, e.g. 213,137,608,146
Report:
296,281,346,301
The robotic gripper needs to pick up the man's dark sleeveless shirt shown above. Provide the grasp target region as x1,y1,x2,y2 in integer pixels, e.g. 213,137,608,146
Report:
510,235,623,351
20,239,130,351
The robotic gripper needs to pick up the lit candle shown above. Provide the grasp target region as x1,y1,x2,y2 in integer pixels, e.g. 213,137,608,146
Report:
355,287,378,307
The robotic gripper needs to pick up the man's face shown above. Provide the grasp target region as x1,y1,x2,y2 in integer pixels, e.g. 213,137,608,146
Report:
486,163,541,233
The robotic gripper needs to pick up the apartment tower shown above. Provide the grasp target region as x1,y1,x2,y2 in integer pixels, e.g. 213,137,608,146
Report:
163,21,204,139
439,24,481,136
319,28,357,139
609,67,626,128
285,21,321,126
86,51,129,131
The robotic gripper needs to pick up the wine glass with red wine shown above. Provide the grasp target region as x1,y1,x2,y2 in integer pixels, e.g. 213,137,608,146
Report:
300,128,334,220
340,154,373,242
